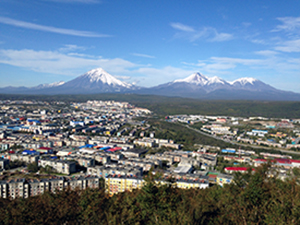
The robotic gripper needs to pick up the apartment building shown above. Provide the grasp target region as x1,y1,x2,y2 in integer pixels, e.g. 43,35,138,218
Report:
104,174,210,196
175,178,209,189
216,174,234,187
0,158,9,170
64,176,100,190
105,174,145,196
145,153,174,166
94,153,111,164
118,159,155,171
38,158,76,175
87,165,142,178
133,139,155,148
0,176,100,199
62,156,95,167
4,154,39,164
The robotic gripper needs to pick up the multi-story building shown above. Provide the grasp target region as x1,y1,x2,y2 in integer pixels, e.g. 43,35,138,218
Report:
122,149,148,158
38,158,76,175
5,154,39,164
0,178,26,199
87,165,142,178
216,174,234,187
175,178,209,189
105,174,144,196
146,153,174,166
118,159,155,171
0,158,9,170
104,173,210,196
94,153,111,164
62,156,95,167
64,176,100,190
0,176,100,199
133,139,155,148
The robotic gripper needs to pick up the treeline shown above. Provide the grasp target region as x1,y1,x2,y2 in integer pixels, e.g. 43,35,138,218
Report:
2,93,300,118
1,164,300,224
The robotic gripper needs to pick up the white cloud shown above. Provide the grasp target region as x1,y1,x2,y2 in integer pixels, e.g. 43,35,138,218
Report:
184,54,300,81
131,53,155,59
135,66,193,79
255,50,278,56
185,57,267,76
0,16,110,37
242,22,252,27
209,32,233,42
170,23,233,42
67,52,97,58
0,49,136,76
273,17,300,33
0,48,196,87
170,23,195,32
210,57,263,66
115,75,131,80
59,44,87,52
132,66,195,86
1,47,299,89
274,39,300,52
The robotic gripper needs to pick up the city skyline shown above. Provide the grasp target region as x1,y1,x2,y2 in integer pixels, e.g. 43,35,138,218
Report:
0,1,299,93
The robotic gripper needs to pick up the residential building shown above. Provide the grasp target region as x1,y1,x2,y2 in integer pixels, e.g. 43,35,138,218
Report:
0,176,100,199
38,158,76,175
0,158,9,170
216,174,234,187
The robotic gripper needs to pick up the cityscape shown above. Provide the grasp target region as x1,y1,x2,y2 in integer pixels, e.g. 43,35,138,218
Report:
1,0,300,224
1,99,300,196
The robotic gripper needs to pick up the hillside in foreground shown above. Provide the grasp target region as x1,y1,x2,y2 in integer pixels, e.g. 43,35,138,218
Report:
1,164,300,225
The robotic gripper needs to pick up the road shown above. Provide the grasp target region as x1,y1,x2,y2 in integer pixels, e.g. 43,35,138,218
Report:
184,124,300,156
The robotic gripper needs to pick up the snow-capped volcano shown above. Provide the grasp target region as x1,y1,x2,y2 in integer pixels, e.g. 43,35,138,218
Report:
229,77,276,92
172,73,268,90
171,72,231,92
174,72,209,86
50,68,136,94
1,68,299,100
137,71,294,100
230,77,258,86
174,72,228,87
80,68,132,88
34,81,65,89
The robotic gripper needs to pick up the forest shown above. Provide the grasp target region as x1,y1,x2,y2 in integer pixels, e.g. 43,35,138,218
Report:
1,164,300,225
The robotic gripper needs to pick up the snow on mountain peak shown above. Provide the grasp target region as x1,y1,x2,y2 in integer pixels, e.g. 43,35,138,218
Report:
230,77,258,85
174,72,209,86
82,68,131,88
206,76,226,85
174,72,229,86
48,81,65,87
34,81,65,89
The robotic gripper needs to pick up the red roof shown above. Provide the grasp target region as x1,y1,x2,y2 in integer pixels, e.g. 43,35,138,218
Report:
38,147,52,150
94,145,103,149
275,158,291,164
291,159,300,163
208,174,217,178
225,167,254,171
254,159,268,162
107,147,122,152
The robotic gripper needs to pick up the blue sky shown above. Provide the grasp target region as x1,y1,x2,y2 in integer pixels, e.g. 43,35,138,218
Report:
0,0,299,92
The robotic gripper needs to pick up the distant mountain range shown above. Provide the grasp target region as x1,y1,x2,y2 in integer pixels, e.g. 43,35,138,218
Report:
1,68,299,101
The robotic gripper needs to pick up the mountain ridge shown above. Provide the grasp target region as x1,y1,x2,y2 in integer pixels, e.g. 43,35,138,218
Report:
0,68,299,101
